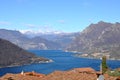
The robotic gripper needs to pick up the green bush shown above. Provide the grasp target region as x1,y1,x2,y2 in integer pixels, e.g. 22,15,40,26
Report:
107,70,120,77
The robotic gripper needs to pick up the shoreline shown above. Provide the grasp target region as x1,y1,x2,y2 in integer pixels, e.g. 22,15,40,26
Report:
0,59,53,69
73,55,120,61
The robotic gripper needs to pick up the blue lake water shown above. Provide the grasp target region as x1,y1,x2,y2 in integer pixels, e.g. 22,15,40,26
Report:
0,50,120,76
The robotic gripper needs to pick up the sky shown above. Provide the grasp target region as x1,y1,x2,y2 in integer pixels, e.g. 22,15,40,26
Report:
0,0,120,33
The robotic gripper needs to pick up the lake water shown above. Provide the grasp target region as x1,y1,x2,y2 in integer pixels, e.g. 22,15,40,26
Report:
0,50,120,76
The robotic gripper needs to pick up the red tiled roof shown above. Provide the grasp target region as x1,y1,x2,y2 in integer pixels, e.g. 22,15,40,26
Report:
25,71,45,77
73,67,96,73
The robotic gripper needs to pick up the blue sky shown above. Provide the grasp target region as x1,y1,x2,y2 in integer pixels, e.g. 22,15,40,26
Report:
0,0,120,33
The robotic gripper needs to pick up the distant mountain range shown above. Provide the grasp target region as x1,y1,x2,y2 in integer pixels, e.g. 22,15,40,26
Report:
0,38,49,68
67,21,120,59
1,21,120,59
23,31,77,48
0,29,76,50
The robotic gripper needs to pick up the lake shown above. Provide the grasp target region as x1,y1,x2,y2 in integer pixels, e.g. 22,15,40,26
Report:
0,50,120,76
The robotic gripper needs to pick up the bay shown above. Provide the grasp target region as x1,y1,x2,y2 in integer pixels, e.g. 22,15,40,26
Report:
0,50,120,76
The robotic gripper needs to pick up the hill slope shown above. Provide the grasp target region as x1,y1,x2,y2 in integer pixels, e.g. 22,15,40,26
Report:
0,38,49,67
67,21,120,59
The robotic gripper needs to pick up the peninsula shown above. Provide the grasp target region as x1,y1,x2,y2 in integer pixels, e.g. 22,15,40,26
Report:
0,38,52,68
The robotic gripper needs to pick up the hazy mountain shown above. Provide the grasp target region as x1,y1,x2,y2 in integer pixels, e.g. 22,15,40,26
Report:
33,33,77,48
0,38,49,67
30,36,62,50
0,29,29,43
22,31,78,48
0,29,32,49
67,21,120,58
0,29,61,50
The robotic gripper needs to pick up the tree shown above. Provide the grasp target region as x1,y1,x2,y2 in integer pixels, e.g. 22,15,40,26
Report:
101,56,108,73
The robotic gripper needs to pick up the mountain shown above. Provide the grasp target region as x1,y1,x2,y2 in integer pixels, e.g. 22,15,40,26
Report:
30,36,61,50
67,21,120,59
0,29,61,50
23,31,77,49
0,29,32,49
0,38,50,68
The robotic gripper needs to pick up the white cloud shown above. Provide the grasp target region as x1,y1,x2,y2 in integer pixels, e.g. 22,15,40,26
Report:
23,23,68,35
24,23,53,30
24,24,38,28
19,29,64,35
19,29,33,34
23,23,56,33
